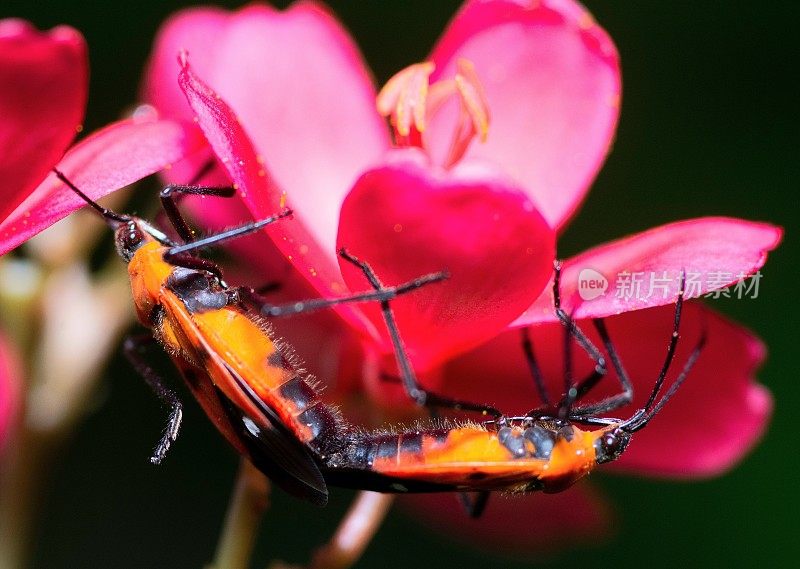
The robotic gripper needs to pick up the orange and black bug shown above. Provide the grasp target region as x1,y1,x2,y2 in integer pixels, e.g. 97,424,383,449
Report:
313,261,706,516
58,170,704,515
54,170,481,506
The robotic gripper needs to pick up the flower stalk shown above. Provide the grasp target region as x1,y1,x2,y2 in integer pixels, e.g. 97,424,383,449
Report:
210,459,271,569
307,492,394,569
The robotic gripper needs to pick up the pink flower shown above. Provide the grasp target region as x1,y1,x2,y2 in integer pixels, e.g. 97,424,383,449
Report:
0,20,203,455
140,0,782,550
0,18,89,449
0,20,202,258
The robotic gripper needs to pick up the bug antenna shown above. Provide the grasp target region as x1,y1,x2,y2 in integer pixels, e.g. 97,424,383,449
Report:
53,169,129,224
621,271,708,433
624,325,707,433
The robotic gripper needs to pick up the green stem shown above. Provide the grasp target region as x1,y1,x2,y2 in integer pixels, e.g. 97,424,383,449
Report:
210,460,270,569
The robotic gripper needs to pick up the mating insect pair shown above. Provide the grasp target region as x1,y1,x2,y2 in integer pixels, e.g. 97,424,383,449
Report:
57,170,705,514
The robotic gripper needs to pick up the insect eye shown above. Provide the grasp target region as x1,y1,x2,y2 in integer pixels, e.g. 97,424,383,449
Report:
115,222,145,261
594,429,629,464
603,433,620,452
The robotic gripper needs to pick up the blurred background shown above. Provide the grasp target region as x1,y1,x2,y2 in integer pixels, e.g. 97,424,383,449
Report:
1,1,797,567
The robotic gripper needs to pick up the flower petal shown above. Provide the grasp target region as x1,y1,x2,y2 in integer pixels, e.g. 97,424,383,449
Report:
178,58,374,334
0,331,21,451
337,149,555,371
141,8,233,189
142,7,230,124
515,217,783,325
399,483,611,554
427,0,621,229
145,2,390,253
0,20,87,224
0,114,201,256
604,306,772,477
443,302,771,477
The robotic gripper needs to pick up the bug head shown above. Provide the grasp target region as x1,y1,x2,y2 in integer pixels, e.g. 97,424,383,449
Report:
593,426,632,464
55,169,173,261
113,218,148,262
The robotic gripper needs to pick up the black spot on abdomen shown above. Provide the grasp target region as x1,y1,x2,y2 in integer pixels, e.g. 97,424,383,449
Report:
167,267,228,313
279,375,317,414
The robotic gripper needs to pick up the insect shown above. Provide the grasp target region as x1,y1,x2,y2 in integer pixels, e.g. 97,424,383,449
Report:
314,262,706,516
57,170,705,515
55,170,462,506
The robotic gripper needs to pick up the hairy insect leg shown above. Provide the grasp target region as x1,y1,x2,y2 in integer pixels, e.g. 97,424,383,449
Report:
520,324,608,418
543,261,608,418
233,269,447,318
569,318,634,417
163,208,293,260
520,328,551,407
123,334,183,465
642,272,687,411
551,261,607,371
164,251,226,283
337,248,503,419
574,272,698,425
160,184,236,244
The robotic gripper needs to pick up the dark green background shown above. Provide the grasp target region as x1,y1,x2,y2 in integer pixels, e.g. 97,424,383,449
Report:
2,1,797,567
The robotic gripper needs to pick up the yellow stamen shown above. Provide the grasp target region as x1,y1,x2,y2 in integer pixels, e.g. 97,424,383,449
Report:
377,62,436,138
377,58,492,168
454,59,490,143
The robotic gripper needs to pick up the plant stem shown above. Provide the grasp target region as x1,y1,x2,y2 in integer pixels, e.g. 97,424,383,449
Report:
210,459,270,569
0,426,56,569
308,492,394,569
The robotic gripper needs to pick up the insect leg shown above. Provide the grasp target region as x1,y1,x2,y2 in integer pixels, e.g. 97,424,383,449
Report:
569,318,633,417
123,334,184,465
337,249,503,419
164,252,225,283
458,491,491,519
574,271,690,420
520,328,551,407
163,208,293,258
642,272,686,411
551,261,606,369
551,261,607,418
160,184,236,244
626,328,706,431
233,270,447,318
621,273,706,431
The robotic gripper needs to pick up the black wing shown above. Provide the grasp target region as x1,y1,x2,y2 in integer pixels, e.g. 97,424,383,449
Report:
217,363,328,506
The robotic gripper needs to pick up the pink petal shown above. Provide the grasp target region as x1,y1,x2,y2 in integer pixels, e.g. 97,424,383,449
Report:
0,113,201,256
337,148,555,371
145,2,390,253
0,20,87,224
603,305,772,477
515,217,783,325
142,7,230,124
443,302,771,477
141,8,233,189
178,58,374,334
0,331,21,451
427,0,621,229
399,483,611,554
